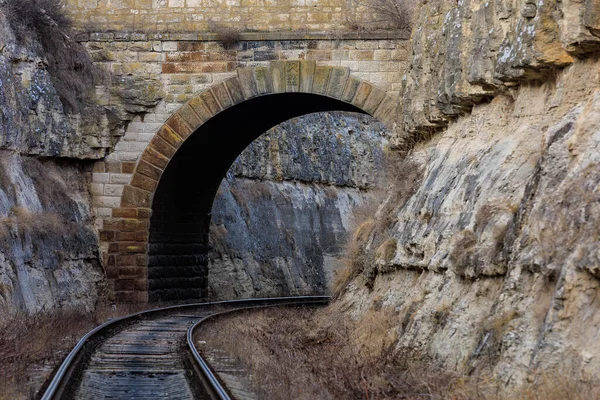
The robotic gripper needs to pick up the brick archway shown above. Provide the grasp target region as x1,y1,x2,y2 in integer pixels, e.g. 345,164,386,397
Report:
101,60,398,302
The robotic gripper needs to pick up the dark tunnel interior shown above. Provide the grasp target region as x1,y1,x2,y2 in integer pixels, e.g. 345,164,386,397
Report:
148,93,367,301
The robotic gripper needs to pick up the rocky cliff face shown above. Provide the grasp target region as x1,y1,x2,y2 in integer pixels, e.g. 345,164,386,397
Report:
0,10,106,317
341,0,600,388
208,112,388,299
0,152,103,317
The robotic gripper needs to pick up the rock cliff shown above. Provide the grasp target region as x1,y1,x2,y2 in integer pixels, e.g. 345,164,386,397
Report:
342,0,600,387
208,112,388,299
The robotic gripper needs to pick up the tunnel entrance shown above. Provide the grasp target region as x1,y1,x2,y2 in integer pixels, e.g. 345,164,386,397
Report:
148,93,367,301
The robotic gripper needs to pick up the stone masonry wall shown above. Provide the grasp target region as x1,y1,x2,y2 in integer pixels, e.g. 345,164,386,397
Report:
88,36,408,238
65,0,405,33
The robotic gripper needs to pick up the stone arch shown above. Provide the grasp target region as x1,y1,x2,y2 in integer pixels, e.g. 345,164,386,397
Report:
105,60,398,302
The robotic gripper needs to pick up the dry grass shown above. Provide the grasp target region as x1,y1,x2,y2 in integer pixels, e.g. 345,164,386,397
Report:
0,302,159,399
0,207,65,240
196,306,600,400
1,0,95,113
333,152,424,296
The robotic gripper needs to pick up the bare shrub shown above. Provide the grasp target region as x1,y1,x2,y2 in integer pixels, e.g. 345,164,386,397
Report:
346,0,414,32
334,151,424,296
207,21,241,50
0,301,161,398
196,306,600,400
1,0,95,113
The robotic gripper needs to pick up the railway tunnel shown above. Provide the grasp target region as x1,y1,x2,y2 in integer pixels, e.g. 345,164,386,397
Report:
148,94,369,301
106,62,398,302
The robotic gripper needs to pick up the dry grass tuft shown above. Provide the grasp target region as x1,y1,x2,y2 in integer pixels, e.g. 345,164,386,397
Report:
196,306,600,400
0,207,65,241
0,302,161,399
333,151,424,296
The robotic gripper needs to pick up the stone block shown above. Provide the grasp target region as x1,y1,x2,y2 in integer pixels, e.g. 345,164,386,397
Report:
373,95,398,126
299,60,316,93
93,196,121,208
341,76,361,102
122,162,136,174
104,184,125,196
165,113,194,139
285,60,300,92
117,254,137,266
363,86,386,115
113,208,138,218
255,66,274,94
109,173,132,185
137,208,152,219
224,77,246,104
237,67,259,98
187,97,213,122
211,82,233,109
122,185,153,208
137,160,163,181
157,124,185,148
200,90,223,114
93,173,110,183
352,82,372,108
312,66,332,95
141,147,170,169
149,136,176,159
270,61,286,93
131,172,158,192
326,67,349,99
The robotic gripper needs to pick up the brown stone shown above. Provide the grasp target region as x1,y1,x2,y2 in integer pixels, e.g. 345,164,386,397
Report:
166,113,194,139
100,230,115,242
162,63,204,73
200,90,222,114
137,208,152,219
105,266,119,280
352,82,373,108
149,136,176,159
136,160,163,181
122,185,153,208
106,162,122,173
117,254,136,266
157,124,185,148
224,77,245,104
211,82,233,109
122,162,136,174
178,42,205,51
374,95,398,126
121,219,149,232
115,279,135,291
188,97,214,122
136,254,148,266
326,67,349,99
108,243,119,253
118,267,145,279
118,243,148,253
363,87,386,115
141,147,169,170
105,254,116,267
112,208,138,218
116,231,137,242
134,278,148,291
131,172,158,192
341,76,361,103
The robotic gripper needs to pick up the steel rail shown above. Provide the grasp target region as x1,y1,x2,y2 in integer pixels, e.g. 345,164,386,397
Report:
41,295,330,400
186,297,330,400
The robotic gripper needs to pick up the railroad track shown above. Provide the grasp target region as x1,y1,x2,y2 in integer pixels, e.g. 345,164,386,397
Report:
40,296,329,400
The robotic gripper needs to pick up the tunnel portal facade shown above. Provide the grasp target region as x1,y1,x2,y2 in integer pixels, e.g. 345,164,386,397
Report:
95,60,398,302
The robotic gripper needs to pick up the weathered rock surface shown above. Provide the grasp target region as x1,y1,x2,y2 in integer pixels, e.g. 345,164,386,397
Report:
0,9,163,159
342,0,600,388
0,151,103,317
208,112,388,299
400,0,600,143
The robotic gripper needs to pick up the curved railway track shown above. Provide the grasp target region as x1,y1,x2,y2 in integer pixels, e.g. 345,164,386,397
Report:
41,296,330,400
